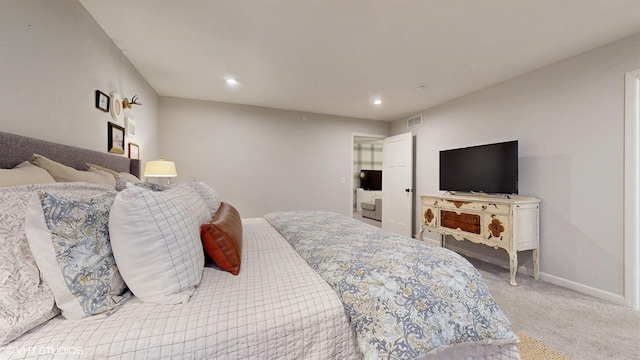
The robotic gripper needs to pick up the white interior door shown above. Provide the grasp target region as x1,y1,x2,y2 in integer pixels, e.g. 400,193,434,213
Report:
382,132,414,237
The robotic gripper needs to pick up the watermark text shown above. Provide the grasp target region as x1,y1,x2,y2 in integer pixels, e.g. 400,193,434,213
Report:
5,346,83,356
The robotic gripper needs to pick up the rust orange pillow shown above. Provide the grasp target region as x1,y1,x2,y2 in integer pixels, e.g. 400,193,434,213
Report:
200,202,243,275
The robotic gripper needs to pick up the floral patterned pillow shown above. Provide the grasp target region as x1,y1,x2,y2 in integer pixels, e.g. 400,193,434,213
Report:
24,191,131,320
0,182,115,345
134,181,170,192
115,179,169,192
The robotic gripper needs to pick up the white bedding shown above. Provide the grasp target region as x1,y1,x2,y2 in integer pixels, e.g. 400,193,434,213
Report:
0,218,361,359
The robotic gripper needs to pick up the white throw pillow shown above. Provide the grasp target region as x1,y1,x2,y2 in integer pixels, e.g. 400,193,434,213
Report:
0,161,56,187
186,177,222,217
109,182,209,304
31,154,116,187
86,163,141,184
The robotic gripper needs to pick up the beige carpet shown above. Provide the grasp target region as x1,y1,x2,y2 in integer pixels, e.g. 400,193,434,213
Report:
469,256,640,359
517,332,572,360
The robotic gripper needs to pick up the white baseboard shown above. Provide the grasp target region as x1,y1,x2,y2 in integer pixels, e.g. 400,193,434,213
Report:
455,247,625,305
413,234,626,306
540,272,626,305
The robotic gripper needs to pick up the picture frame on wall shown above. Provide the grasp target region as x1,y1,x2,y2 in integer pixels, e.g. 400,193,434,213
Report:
125,116,136,139
108,122,125,155
128,143,140,159
95,90,110,112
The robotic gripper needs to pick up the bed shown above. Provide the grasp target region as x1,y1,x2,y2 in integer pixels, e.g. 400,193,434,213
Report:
0,131,520,359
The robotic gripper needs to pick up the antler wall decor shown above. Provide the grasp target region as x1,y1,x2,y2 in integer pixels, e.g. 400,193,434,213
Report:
122,95,142,109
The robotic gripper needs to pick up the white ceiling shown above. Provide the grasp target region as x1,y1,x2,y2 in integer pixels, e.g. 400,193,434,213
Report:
80,0,640,122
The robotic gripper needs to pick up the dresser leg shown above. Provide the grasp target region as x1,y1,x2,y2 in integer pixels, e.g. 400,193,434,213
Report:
509,252,518,286
533,248,540,280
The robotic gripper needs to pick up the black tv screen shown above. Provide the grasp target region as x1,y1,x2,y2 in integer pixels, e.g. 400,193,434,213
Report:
439,141,518,194
360,170,382,190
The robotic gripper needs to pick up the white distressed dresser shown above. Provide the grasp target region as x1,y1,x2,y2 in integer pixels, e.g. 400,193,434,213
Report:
420,193,540,286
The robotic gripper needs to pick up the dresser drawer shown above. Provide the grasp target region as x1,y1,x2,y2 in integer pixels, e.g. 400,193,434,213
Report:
421,197,439,207
439,199,485,212
440,210,481,234
482,202,511,215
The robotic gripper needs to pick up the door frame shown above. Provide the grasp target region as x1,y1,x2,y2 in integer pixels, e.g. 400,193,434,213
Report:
624,69,640,310
351,133,386,216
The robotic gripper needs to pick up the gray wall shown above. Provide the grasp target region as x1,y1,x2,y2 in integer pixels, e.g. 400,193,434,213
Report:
0,0,160,164
159,97,389,218
4,0,636,305
391,33,640,301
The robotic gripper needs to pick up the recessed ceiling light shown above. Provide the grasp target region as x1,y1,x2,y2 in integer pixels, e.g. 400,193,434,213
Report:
226,78,238,85
415,85,426,91
373,99,382,105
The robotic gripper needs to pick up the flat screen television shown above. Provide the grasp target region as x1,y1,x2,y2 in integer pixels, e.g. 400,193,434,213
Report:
439,140,518,194
360,170,382,191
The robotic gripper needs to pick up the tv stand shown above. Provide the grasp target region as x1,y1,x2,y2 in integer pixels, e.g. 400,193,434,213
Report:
420,193,540,286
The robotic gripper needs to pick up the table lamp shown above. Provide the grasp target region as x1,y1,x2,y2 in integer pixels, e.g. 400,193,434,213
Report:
143,158,177,184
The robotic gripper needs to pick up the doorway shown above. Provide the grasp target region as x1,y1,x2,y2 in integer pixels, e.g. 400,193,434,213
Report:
352,135,384,228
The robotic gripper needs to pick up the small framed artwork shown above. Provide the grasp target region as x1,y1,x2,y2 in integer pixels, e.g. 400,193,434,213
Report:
108,122,125,155
128,143,140,159
95,90,109,112
125,116,136,139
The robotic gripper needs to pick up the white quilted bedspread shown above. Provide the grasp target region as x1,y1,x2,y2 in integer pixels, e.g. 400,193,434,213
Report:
0,218,361,360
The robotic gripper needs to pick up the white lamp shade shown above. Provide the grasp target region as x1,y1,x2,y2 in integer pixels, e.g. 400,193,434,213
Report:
144,159,177,178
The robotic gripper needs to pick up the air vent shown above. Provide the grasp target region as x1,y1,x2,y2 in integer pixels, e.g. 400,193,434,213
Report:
407,114,423,128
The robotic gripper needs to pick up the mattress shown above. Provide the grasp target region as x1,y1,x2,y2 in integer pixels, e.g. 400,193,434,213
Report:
0,218,361,359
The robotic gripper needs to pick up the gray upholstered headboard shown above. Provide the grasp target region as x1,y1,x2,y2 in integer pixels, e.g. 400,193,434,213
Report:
0,131,140,178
